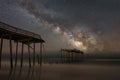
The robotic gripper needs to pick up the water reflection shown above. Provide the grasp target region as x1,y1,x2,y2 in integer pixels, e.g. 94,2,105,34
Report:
0,62,120,80
18,67,22,77
7,65,42,80
26,67,31,78
8,68,13,80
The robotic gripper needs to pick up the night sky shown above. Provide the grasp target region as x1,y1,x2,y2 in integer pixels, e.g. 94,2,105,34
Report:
0,0,120,54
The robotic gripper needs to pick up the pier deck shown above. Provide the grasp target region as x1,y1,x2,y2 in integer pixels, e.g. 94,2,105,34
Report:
0,22,45,43
0,21,45,68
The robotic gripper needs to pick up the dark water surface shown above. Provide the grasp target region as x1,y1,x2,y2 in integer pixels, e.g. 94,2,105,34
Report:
0,62,120,80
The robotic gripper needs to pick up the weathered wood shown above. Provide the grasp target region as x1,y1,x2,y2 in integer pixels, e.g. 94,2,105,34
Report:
21,43,24,67
28,44,31,68
10,37,13,68
15,42,18,67
40,43,43,65
0,38,3,68
33,43,35,66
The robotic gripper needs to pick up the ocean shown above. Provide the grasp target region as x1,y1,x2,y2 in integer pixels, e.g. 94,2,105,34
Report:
0,60,120,80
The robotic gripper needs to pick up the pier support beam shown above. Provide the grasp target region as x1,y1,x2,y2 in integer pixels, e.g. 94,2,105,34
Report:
61,50,63,63
63,53,65,63
64,53,67,63
10,37,13,68
28,44,31,68
33,43,35,66
0,38,3,69
71,53,73,63
40,43,43,65
21,43,24,68
15,42,18,67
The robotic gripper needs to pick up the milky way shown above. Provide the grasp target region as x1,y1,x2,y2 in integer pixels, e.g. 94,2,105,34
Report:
0,0,120,53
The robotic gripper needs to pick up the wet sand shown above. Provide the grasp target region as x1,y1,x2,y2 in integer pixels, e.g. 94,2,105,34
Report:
0,62,120,80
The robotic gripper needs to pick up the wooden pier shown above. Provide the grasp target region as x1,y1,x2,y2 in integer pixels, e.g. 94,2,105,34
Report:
61,49,84,63
0,21,45,68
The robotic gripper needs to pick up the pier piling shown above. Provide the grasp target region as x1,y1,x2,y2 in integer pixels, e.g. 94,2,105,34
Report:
33,43,35,66
28,44,31,68
9,37,13,68
21,43,24,68
0,38,3,68
40,43,43,65
15,41,18,67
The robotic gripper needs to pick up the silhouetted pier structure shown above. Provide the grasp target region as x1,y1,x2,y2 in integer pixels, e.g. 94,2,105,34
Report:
0,21,45,69
61,49,84,63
